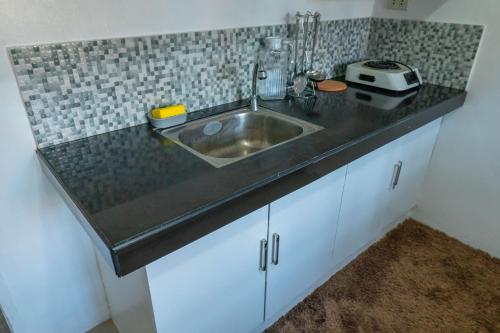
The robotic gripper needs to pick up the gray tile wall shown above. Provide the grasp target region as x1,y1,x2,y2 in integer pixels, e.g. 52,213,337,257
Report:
9,17,482,148
367,18,484,89
9,19,371,147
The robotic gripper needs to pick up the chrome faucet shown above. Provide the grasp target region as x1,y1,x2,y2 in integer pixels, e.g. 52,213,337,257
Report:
250,62,267,111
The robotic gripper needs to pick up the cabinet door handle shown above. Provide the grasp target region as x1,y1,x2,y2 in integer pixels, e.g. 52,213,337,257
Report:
392,161,403,189
259,239,268,271
271,233,280,265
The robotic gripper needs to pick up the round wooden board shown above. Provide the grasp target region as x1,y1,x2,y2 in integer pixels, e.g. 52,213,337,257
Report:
317,80,348,92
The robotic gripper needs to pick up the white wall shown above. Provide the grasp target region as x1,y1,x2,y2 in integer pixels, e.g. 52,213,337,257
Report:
0,0,374,332
373,0,500,258
1,3,113,328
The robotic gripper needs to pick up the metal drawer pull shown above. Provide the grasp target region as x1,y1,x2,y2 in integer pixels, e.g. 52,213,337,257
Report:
392,161,403,189
271,233,280,265
259,239,268,271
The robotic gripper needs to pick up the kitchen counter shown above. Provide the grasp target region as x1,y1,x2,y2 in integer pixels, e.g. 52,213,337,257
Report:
38,83,466,276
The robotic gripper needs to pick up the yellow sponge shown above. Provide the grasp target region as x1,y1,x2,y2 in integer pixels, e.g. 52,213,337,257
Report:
151,104,186,119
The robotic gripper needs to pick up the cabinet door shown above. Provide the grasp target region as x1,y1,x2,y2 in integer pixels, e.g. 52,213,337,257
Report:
266,166,347,320
333,143,398,269
379,119,441,230
146,207,268,333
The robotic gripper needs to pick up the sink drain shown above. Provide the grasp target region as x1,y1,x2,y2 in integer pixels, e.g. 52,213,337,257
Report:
203,121,223,136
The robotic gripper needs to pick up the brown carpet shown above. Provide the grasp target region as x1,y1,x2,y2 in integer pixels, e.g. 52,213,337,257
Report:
267,219,500,333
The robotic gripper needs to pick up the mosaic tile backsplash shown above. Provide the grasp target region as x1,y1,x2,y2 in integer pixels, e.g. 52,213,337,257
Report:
9,17,482,147
9,19,370,147
367,18,484,90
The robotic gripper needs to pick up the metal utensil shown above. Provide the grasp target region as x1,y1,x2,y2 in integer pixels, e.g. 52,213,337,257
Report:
306,12,325,83
309,12,320,72
307,70,326,82
301,12,311,74
292,12,311,96
292,12,302,79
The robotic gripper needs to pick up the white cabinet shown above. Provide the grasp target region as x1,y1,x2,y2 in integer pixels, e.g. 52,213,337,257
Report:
144,167,348,333
378,119,441,230
265,166,347,321
333,143,398,268
334,120,441,269
146,207,269,333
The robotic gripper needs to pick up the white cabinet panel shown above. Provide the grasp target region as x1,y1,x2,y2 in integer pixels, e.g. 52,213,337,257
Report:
266,166,347,320
334,119,442,269
146,207,268,333
96,255,156,333
333,143,398,268
379,119,441,230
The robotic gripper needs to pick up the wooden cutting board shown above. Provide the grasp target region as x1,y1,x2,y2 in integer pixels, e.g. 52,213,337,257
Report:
317,80,348,92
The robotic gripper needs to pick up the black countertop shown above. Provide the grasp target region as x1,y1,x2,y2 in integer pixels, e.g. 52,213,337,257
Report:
38,83,466,276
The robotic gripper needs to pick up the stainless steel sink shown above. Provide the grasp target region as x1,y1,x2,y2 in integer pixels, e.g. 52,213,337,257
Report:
161,107,323,167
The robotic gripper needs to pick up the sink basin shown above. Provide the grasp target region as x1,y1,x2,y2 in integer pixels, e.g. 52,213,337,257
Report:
161,107,323,167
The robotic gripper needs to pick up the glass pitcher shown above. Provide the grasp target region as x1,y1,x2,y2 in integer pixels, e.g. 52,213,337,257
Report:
258,37,293,100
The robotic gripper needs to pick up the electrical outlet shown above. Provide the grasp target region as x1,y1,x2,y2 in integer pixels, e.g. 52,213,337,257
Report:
386,0,408,10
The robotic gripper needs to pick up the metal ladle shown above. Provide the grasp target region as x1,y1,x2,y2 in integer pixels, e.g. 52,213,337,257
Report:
306,12,326,82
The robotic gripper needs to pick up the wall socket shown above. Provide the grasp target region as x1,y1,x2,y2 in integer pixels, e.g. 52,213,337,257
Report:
386,0,408,10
